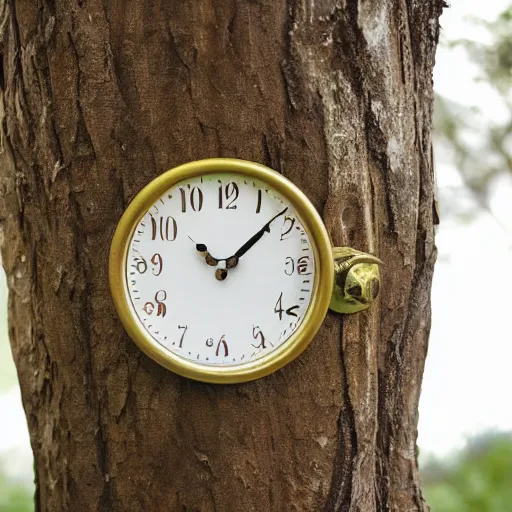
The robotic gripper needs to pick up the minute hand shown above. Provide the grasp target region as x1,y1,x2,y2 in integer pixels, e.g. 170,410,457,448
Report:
234,207,288,259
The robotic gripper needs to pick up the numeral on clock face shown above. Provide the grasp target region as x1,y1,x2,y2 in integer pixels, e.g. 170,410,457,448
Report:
252,326,266,349
177,325,188,348
256,189,262,213
274,292,300,321
180,185,203,212
151,216,177,241
280,216,296,241
126,173,315,367
151,254,163,276
143,290,167,317
216,335,229,357
218,181,239,209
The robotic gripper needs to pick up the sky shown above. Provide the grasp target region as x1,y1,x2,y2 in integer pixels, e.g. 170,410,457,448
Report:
0,0,511,486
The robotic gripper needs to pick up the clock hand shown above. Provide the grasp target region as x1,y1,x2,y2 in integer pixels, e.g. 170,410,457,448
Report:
188,236,219,266
193,243,229,280
187,206,287,281
233,207,288,260
195,244,237,272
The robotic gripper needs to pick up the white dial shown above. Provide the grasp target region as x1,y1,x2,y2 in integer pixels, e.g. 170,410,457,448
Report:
125,173,315,366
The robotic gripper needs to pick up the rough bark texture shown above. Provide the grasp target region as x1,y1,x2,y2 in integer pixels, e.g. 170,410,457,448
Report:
0,1,441,510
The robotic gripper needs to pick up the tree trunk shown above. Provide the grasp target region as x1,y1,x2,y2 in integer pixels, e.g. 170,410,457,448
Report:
0,1,441,510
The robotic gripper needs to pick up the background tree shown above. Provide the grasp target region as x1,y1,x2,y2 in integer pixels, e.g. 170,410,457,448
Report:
435,5,512,220
0,1,442,510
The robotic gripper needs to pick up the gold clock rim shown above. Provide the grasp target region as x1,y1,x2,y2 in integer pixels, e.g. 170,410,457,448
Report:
109,158,334,384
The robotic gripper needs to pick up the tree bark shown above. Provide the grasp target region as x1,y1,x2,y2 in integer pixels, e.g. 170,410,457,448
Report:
0,1,441,511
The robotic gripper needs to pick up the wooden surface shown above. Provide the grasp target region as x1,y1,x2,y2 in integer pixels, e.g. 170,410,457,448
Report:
0,1,441,510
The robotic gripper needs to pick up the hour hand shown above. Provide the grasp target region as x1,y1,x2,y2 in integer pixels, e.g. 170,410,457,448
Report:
193,242,218,266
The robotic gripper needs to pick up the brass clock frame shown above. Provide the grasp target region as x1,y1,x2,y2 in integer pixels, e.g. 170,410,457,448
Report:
109,158,334,384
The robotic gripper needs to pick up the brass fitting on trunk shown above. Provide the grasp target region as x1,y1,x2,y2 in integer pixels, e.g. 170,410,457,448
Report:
329,247,383,314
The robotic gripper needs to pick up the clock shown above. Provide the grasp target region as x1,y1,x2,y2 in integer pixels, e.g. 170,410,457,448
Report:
109,158,380,383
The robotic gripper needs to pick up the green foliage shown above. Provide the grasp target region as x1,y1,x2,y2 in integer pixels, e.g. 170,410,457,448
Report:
0,471,33,512
422,433,512,512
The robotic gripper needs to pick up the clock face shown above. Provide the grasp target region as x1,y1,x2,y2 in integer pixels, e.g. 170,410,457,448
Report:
110,159,333,383
125,173,316,367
